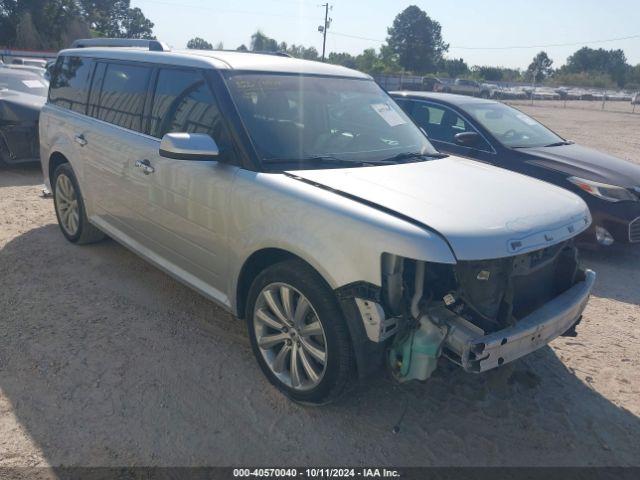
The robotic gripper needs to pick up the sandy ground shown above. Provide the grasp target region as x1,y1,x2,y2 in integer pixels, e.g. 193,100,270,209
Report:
0,105,639,468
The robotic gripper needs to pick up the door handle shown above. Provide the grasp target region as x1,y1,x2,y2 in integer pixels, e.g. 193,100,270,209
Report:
74,134,87,147
135,159,155,175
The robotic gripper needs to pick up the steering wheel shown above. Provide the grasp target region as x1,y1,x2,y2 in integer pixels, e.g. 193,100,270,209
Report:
502,129,519,140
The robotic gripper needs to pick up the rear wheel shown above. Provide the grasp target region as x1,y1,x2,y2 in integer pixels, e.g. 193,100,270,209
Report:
246,260,354,405
52,163,105,244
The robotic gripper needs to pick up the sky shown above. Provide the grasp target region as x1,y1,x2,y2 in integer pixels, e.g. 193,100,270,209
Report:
130,0,640,70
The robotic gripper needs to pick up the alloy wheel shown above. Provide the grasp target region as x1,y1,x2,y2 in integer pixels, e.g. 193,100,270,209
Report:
253,283,328,391
55,173,80,236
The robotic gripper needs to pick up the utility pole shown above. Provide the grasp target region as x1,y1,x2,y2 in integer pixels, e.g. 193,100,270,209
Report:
318,3,331,62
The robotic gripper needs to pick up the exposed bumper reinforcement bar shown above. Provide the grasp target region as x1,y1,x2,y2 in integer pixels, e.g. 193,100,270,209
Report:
446,269,596,373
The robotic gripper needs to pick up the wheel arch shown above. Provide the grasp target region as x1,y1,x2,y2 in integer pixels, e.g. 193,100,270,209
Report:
49,151,70,183
235,248,332,320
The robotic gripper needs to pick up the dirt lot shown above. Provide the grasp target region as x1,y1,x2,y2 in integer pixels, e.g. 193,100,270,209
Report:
0,105,639,468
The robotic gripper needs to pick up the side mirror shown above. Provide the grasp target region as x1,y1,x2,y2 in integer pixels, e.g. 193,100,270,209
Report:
159,133,219,160
454,131,480,147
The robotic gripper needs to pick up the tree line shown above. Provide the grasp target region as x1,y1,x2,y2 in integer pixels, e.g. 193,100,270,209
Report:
0,0,154,51
2,2,638,90
188,5,640,90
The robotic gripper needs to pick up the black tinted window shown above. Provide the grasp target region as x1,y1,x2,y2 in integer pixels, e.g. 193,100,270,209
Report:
409,102,491,150
97,63,150,132
49,56,93,113
150,68,227,142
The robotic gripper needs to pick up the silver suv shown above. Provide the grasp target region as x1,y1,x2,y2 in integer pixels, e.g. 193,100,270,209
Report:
40,39,596,404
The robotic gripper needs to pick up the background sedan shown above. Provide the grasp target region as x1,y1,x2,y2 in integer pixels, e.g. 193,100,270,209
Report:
0,69,47,165
392,91,640,247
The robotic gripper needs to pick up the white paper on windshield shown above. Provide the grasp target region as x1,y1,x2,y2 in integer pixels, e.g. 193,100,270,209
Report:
22,80,44,88
516,113,537,126
371,103,407,127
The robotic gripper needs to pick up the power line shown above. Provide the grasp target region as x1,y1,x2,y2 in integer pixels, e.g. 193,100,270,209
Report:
451,33,640,50
134,0,322,20
328,31,640,50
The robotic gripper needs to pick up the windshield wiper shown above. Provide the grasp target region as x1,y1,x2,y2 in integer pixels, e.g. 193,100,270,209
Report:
262,155,373,168
377,151,448,164
512,140,573,149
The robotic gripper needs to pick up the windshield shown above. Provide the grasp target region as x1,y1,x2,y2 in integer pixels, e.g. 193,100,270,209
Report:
0,72,48,97
464,102,564,148
224,73,438,169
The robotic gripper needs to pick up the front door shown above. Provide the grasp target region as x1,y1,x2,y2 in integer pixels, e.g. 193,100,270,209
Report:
125,67,239,306
406,100,495,163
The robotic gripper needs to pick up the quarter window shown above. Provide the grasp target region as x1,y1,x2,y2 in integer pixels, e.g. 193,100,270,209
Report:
48,56,94,113
96,63,151,132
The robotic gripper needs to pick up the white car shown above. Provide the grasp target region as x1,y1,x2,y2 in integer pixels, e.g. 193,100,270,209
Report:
39,38,595,404
531,87,561,100
10,57,48,68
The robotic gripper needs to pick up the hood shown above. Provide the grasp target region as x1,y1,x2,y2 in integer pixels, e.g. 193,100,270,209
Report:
519,143,640,188
0,90,45,123
288,156,590,261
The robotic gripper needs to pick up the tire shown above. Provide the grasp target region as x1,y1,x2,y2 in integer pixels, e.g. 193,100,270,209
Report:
52,163,105,245
246,259,355,405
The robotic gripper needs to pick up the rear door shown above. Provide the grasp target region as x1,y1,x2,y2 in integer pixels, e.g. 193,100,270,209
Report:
82,60,154,238
46,55,95,182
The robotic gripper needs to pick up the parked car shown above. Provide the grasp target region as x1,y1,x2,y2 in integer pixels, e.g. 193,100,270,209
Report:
392,92,640,247
481,83,500,99
531,87,561,100
0,69,47,165
443,78,483,96
10,57,48,69
1,63,47,78
494,86,528,100
40,38,595,404
422,76,446,92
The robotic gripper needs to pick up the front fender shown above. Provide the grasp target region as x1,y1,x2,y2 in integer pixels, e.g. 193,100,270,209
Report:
227,170,456,314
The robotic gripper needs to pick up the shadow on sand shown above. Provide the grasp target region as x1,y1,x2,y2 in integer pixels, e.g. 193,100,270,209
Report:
581,244,640,305
0,225,638,467
0,163,43,188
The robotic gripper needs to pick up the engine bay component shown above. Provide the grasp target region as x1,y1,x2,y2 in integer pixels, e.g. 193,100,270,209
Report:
385,242,594,382
388,315,447,382
354,298,399,342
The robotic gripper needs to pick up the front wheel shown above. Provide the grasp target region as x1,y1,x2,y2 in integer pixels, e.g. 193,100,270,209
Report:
246,260,355,405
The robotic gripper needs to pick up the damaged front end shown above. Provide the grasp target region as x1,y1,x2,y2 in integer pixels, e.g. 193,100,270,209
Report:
341,242,595,382
0,91,44,164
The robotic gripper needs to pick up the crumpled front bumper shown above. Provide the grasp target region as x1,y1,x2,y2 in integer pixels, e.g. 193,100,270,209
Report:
444,269,596,372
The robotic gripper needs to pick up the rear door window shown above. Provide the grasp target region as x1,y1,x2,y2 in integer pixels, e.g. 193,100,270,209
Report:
48,56,94,114
96,63,151,132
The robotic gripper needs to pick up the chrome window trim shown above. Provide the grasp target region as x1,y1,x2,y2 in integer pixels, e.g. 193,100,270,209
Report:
46,103,160,143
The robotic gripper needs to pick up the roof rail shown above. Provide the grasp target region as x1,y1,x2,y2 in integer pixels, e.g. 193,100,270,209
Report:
213,49,292,58
70,38,170,52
